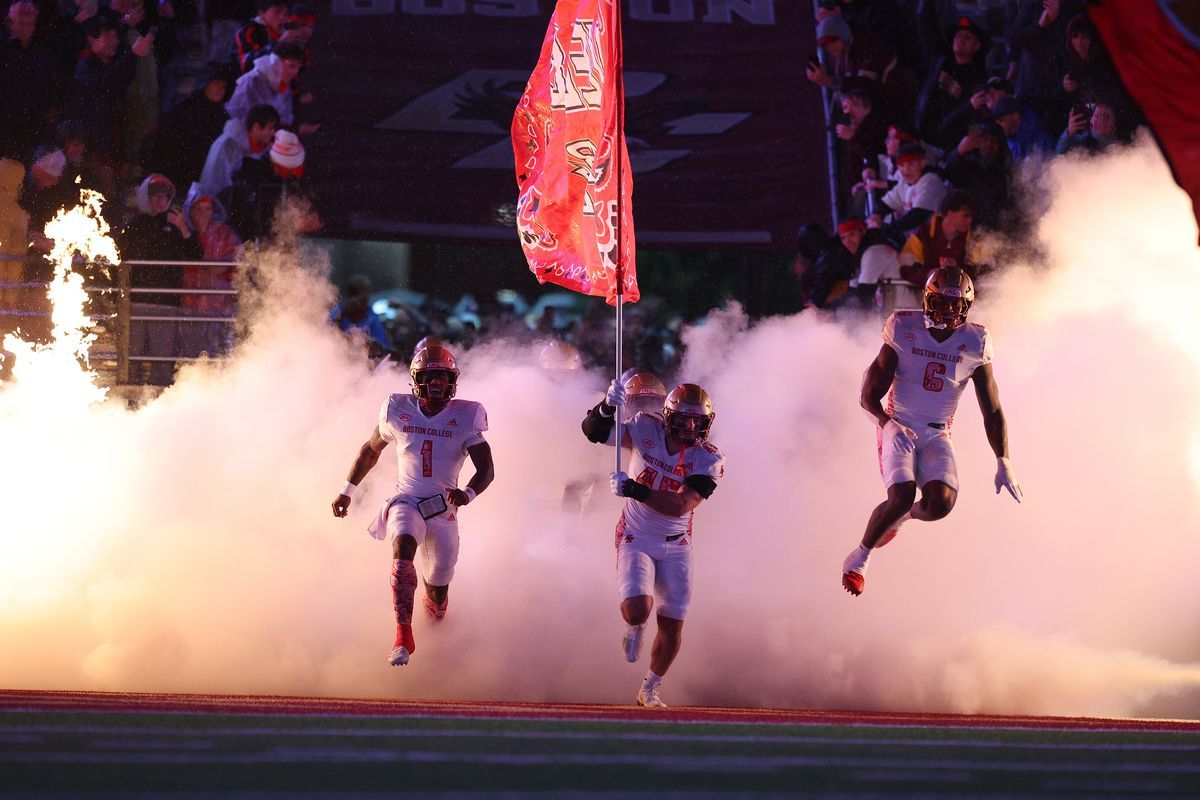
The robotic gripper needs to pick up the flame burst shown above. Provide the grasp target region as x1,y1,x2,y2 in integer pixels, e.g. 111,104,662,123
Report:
1,190,118,412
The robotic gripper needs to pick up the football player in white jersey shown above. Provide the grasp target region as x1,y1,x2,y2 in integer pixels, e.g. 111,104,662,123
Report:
841,267,1021,596
582,382,726,708
332,345,494,666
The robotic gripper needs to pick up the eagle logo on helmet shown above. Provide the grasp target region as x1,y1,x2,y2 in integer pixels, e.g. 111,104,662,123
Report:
410,345,460,401
923,267,975,330
662,383,715,445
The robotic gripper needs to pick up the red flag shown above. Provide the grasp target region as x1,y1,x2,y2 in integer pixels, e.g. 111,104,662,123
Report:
1091,1,1200,241
512,0,639,304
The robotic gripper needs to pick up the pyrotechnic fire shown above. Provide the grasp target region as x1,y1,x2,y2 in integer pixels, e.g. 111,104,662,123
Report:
1,190,118,410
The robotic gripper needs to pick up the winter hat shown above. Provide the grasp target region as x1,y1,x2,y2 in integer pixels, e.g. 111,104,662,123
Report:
146,173,175,198
837,218,866,235
32,148,66,179
816,14,852,45
270,130,305,169
895,142,926,165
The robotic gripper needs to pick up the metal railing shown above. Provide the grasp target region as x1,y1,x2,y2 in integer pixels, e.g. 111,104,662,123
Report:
1,256,240,384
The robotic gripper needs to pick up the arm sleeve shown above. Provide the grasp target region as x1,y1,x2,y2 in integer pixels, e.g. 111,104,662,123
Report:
581,402,615,444
683,474,717,499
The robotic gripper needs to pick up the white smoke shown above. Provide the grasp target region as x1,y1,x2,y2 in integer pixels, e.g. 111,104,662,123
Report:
2,136,1199,717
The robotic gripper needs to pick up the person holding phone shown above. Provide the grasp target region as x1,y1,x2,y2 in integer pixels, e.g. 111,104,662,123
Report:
332,345,494,667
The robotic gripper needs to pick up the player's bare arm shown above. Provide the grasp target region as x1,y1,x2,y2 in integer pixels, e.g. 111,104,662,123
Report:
447,441,494,506
861,344,899,427
331,427,389,517
971,363,1008,458
972,363,1023,501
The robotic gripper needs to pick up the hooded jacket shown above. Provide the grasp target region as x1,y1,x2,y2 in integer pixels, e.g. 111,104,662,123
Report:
225,53,294,126
180,186,240,315
0,158,30,266
116,175,203,306
196,117,268,202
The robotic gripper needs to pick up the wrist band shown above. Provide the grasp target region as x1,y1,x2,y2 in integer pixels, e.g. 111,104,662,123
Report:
625,481,650,502
464,487,477,503
340,481,357,497
598,403,615,418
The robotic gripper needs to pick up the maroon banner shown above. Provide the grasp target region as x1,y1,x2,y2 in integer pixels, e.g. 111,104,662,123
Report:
513,0,637,303
304,1,825,250
1092,0,1200,241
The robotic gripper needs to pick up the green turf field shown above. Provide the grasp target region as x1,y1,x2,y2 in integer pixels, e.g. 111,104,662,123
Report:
3,707,1200,798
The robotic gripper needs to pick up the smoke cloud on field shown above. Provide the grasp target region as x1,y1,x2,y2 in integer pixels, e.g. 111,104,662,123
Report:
2,137,1199,718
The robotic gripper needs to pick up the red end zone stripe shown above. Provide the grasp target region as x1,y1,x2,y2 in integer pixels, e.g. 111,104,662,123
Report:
2,690,1198,732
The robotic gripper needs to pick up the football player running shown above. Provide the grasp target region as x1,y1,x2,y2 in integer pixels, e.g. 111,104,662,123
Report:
582,382,725,708
332,345,494,666
842,267,1021,597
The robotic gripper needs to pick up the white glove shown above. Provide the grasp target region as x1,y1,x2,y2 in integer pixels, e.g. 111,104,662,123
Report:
610,471,629,497
995,457,1023,502
884,419,917,454
605,379,626,408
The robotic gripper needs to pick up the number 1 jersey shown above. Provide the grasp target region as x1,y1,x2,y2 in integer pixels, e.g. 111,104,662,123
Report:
378,394,488,498
882,311,992,429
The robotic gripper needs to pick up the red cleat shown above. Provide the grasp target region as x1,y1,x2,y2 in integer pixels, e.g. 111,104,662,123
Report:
422,594,448,620
842,572,864,596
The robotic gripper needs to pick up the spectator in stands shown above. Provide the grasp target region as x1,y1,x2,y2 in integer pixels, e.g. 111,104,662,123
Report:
0,1,62,162
1007,0,1081,117
68,15,154,183
179,187,240,356
875,141,945,244
225,41,304,128
806,13,854,93
899,189,985,286
18,147,74,243
109,0,163,166
56,121,99,202
934,74,1009,149
990,96,1054,160
915,16,989,150
332,274,390,358
1056,99,1120,155
231,0,301,74
194,102,278,203
226,128,320,240
147,63,232,191
834,83,888,210
1054,14,1120,118
809,218,865,309
943,120,1012,231
116,173,202,384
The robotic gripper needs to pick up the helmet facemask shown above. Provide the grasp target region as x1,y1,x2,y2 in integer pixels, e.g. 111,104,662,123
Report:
664,410,714,445
924,292,970,330
412,368,458,401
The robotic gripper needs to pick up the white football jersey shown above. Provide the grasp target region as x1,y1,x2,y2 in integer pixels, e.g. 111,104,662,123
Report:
618,412,725,539
378,394,488,498
882,310,993,429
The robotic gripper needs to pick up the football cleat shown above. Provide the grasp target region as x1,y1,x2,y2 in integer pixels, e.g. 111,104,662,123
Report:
842,545,871,597
389,624,415,665
636,687,667,708
622,623,645,663
423,594,448,620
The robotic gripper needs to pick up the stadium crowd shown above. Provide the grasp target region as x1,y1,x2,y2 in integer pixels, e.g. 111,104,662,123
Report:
793,0,1140,310
1,0,1143,384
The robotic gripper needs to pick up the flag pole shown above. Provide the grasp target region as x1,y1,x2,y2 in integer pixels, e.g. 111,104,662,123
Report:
613,0,625,478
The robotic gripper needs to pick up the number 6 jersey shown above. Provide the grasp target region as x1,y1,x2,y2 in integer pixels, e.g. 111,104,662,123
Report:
378,394,488,498
882,310,993,429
